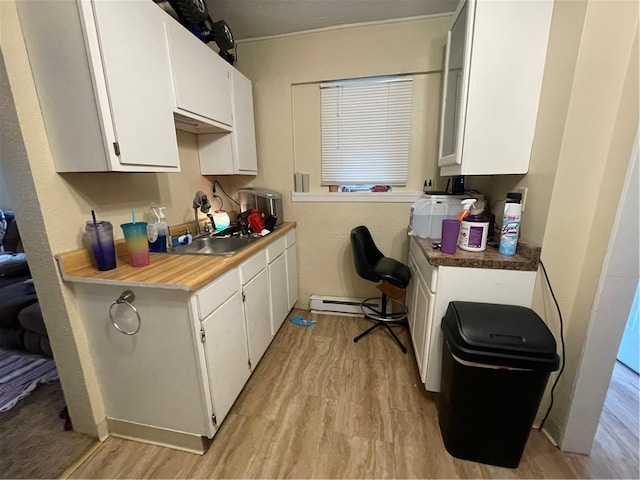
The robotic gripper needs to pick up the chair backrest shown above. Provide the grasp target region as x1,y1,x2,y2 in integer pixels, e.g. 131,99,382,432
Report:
350,226,384,283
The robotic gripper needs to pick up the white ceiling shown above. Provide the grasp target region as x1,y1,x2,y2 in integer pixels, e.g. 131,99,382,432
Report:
204,0,459,41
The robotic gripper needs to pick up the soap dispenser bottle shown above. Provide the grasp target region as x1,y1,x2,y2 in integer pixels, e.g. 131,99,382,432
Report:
147,204,169,252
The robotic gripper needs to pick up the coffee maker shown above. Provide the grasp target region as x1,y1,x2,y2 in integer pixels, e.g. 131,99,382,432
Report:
238,188,284,226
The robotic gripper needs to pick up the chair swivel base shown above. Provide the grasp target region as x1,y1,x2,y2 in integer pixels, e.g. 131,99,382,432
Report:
353,297,408,353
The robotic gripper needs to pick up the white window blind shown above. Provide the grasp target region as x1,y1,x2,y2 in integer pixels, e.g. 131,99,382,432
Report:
321,77,413,186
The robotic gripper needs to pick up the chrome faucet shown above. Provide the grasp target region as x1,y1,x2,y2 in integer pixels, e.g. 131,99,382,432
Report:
192,191,211,236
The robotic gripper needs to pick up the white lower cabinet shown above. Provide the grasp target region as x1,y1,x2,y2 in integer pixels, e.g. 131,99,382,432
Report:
70,229,297,452
73,284,213,440
407,251,434,383
267,237,289,336
407,237,536,392
240,251,272,367
268,254,289,336
285,230,298,310
201,291,249,427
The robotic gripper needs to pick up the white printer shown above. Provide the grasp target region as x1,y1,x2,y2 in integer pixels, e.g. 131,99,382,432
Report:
409,194,484,239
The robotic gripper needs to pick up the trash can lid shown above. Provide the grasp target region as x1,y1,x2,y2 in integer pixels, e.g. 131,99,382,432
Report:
441,301,560,371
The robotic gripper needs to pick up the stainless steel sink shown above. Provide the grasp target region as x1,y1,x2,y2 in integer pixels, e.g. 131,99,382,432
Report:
169,235,261,256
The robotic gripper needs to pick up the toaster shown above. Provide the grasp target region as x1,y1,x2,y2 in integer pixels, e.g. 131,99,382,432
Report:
238,188,284,226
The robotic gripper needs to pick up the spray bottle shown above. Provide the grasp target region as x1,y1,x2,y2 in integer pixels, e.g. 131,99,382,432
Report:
499,193,523,255
457,199,476,221
147,204,169,252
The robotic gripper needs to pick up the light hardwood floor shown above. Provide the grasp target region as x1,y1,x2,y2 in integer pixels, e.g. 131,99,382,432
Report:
70,309,639,479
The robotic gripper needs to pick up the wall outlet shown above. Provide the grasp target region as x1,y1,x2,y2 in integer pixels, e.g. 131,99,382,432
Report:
517,187,528,212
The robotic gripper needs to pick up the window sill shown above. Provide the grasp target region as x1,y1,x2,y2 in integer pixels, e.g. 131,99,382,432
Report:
290,191,423,203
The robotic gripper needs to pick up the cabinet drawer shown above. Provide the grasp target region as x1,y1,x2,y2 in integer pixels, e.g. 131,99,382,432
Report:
284,229,296,248
409,237,438,292
266,237,285,263
195,268,240,320
240,250,267,285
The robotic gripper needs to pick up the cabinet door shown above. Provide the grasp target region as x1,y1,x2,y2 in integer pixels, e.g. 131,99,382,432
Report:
198,69,258,175
406,252,418,334
229,68,258,173
438,0,470,168
269,254,289,336
166,21,233,126
202,292,249,426
90,1,180,169
198,133,234,175
285,244,298,310
438,0,553,176
412,277,432,383
243,268,271,365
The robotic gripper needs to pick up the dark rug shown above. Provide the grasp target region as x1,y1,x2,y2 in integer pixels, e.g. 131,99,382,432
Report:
0,348,58,412
0,374,96,478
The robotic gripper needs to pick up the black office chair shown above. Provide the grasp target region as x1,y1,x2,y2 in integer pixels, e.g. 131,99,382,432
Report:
350,226,411,353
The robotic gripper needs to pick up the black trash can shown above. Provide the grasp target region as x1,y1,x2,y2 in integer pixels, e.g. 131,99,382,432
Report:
438,301,560,469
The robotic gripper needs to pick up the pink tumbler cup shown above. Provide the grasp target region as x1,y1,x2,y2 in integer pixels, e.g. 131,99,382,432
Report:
121,222,150,267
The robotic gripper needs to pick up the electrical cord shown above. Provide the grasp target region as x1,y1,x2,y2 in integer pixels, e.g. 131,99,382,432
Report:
211,194,223,210
538,259,566,431
213,180,240,207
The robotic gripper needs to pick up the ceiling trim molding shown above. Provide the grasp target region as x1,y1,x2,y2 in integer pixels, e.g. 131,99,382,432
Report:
236,13,452,44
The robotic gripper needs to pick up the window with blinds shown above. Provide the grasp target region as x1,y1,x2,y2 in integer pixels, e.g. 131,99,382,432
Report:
320,76,413,186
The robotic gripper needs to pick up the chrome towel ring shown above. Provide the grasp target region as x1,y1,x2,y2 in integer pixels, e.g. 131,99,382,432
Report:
109,290,140,335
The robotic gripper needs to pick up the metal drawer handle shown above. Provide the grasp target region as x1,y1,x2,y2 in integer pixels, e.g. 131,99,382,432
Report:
109,290,140,335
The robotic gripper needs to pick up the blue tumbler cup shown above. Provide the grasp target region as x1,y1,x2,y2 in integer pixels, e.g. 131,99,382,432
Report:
86,221,117,271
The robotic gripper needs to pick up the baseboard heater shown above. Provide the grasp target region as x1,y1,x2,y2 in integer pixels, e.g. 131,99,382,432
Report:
309,295,381,317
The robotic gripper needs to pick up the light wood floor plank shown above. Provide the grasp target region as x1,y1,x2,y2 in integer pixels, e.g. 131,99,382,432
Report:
388,343,438,416
258,393,337,479
187,413,275,478
391,408,459,478
69,310,639,479
313,433,396,479
334,355,394,443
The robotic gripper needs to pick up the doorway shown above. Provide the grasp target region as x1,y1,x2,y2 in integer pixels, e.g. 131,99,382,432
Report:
560,130,639,454
617,282,639,374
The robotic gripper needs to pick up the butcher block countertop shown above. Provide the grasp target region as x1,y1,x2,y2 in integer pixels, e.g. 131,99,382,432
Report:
411,235,541,271
55,222,296,292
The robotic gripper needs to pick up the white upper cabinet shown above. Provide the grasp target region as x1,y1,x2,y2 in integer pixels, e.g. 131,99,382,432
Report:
229,69,259,173
17,0,180,172
438,0,553,176
198,68,258,175
166,21,233,131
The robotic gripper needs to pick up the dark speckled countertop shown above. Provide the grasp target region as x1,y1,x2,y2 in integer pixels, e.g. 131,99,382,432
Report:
412,236,541,271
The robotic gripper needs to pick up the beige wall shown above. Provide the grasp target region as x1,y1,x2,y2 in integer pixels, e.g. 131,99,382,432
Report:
480,0,588,246
480,0,638,442
221,17,451,304
539,1,638,442
2,1,213,435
